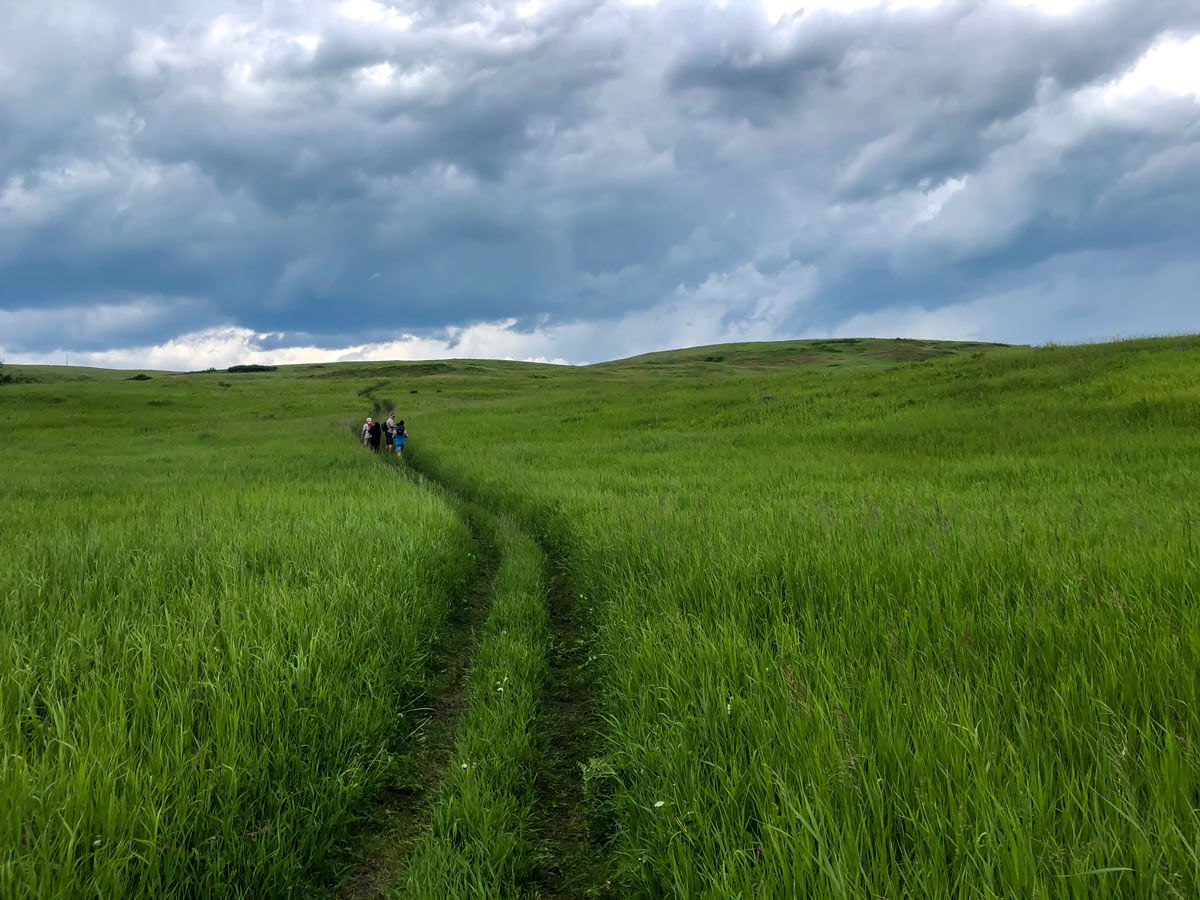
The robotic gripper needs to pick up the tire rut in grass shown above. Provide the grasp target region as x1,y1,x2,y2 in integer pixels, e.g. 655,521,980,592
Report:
525,555,614,900
334,517,496,900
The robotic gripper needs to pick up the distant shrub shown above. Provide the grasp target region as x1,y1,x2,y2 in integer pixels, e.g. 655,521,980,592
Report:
227,364,277,373
127,373,152,381
0,361,33,384
704,355,726,362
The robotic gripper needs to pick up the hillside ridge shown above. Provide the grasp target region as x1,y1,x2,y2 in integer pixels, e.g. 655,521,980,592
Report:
2,335,1018,382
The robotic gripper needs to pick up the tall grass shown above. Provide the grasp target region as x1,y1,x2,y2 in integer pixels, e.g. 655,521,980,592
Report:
4,336,1197,898
0,380,473,898
409,336,1200,898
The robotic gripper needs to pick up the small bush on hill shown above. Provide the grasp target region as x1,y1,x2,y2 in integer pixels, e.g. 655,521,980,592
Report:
0,361,36,385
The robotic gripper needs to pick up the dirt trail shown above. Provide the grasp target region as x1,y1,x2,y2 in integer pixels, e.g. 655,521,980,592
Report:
525,555,614,900
334,514,496,900
339,424,613,897
404,466,612,898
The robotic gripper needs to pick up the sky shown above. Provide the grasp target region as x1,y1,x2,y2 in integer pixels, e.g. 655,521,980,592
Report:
1,0,1198,369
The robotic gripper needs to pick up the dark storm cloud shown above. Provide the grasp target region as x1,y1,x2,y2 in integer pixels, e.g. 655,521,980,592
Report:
669,0,1200,194
1,0,1199,365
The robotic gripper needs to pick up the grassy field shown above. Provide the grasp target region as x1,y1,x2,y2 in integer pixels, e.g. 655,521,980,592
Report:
2,335,1198,898
0,375,474,898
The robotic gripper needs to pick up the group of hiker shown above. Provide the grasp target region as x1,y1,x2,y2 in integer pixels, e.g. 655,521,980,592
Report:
361,413,407,454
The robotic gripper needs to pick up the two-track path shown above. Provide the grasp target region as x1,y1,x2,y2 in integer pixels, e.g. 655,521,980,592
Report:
332,449,612,899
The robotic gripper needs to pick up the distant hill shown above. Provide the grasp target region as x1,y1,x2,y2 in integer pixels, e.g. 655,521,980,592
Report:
591,337,1013,372
0,363,172,384
2,337,1015,383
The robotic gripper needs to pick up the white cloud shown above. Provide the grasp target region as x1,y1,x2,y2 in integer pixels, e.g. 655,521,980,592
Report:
912,177,968,225
762,0,1098,24
1108,34,1200,100
1006,0,1098,16
335,0,414,29
2,321,575,371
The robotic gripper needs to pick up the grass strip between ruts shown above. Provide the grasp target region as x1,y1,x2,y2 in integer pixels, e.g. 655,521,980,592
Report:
401,509,551,899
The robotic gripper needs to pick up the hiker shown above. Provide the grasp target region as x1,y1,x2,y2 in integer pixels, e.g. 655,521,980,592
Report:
385,413,396,453
361,417,373,448
368,418,383,453
394,419,407,455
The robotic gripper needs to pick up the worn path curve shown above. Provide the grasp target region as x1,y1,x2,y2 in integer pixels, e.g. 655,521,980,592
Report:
333,480,495,899
330,438,615,898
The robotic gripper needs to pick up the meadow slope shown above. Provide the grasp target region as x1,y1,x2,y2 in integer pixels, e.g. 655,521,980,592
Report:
2,335,1197,899
408,336,1200,899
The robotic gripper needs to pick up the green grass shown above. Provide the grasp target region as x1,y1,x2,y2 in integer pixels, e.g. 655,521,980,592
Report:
407,336,1200,899
2,335,1198,899
0,377,473,898
593,336,1008,372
